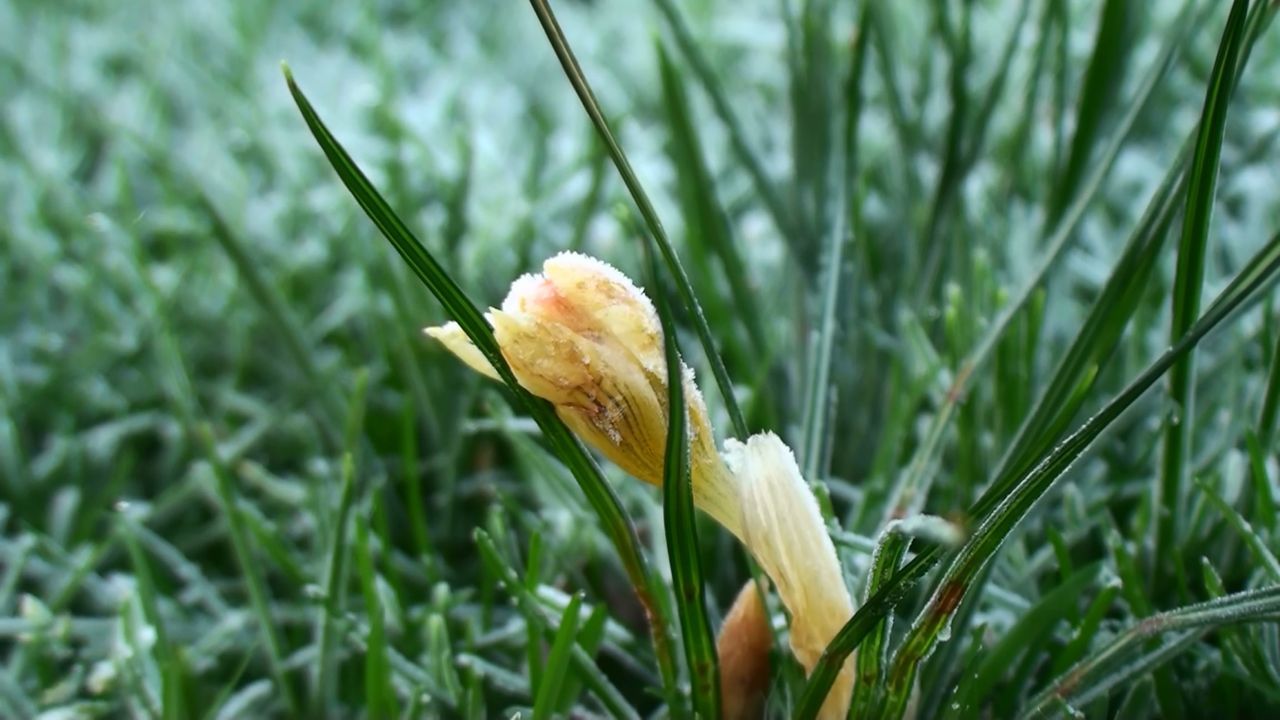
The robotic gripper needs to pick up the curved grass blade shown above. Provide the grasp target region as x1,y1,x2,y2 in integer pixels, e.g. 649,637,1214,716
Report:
656,42,766,361
880,0,1197,523
796,226,1280,718
946,562,1102,715
1155,0,1251,577
648,239,721,719
118,516,187,719
648,0,800,255
991,137,1189,514
314,451,357,715
532,593,583,719
848,525,910,718
1195,478,1280,583
525,0,749,440
475,529,640,720
354,513,396,718
874,227,1280,720
1020,585,1280,718
281,66,678,691
199,423,300,718
1046,0,1136,225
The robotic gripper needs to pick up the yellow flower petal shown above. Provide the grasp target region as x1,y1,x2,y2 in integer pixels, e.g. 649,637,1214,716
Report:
490,307,669,486
540,251,666,379
422,322,500,381
724,432,854,720
422,253,742,545
718,579,772,720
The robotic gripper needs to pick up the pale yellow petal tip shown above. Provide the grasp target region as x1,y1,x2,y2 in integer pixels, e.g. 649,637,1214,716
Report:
500,273,548,314
423,322,501,381
725,432,854,720
543,251,657,315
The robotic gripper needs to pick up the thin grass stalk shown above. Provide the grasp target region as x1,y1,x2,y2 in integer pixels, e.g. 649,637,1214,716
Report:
1155,0,1250,588
797,227,1280,718
648,0,801,254
648,238,721,719
525,0,749,440
282,67,680,696
1020,586,1280,718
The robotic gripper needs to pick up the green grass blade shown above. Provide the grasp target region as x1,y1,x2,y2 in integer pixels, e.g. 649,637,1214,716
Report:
1021,586,1280,717
881,3,1193,522
946,563,1102,715
118,516,187,720
1245,429,1278,536
525,0,749,439
1047,0,1137,224
532,592,583,719
1195,478,1280,582
848,526,909,718
281,66,678,685
199,424,299,718
655,42,766,360
355,513,396,719
992,140,1188,504
313,450,357,714
1156,0,1251,581
474,530,641,720
648,236,720,719
649,0,800,255
796,226,1280,718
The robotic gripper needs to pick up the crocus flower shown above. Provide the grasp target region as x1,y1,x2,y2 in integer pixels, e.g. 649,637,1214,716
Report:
426,252,744,538
426,252,854,718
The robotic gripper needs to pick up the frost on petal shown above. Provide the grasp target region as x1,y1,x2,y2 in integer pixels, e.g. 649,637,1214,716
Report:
725,432,855,720
423,322,500,380
491,307,669,487
685,364,743,540
541,251,665,380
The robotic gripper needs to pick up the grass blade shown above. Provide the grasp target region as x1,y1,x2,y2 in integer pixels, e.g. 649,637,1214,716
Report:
648,235,720,719
200,424,299,717
796,226,1280,718
655,42,766,361
1021,586,1280,717
1155,0,1251,582
649,0,800,256
525,0,749,439
354,513,396,718
532,593,583,719
848,526,909,718
881,0,1196,523
1047,0,1137,224
474,529,640,720
281,66,679,687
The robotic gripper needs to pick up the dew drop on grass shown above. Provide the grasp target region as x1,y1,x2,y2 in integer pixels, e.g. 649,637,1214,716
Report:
937,616,953,643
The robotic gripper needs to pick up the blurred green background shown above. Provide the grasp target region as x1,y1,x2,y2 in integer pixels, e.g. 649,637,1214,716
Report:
5,0,1280,717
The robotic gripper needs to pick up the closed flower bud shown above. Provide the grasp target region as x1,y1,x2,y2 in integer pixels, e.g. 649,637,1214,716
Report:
428,254,858,718
425,251,742,537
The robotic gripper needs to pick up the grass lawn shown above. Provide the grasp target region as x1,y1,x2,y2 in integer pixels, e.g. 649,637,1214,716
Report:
5,0,1280,717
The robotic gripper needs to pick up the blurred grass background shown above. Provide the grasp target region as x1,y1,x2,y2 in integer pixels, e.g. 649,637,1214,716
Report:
4,0,1280,717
